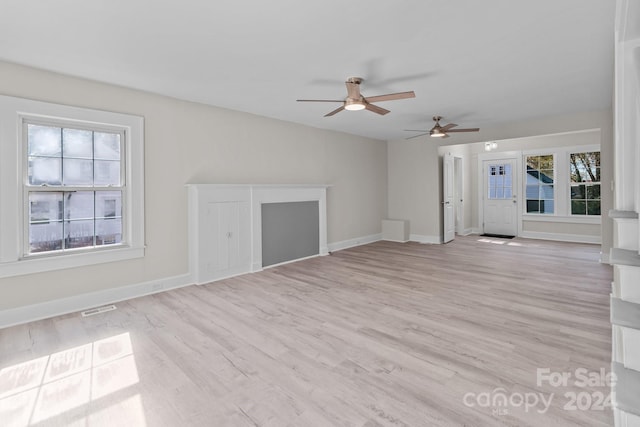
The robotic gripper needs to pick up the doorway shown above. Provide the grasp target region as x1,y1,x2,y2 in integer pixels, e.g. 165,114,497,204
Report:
482,158,518,236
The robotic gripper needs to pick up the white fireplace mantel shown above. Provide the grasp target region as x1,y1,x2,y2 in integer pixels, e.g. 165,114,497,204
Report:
186,184,330,284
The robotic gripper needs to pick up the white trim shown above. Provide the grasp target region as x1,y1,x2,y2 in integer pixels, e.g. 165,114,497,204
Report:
470,227,483,235
327,233,381,252
263,253,323,269
477,152,522,236
520,231,601,244
0,95,145,278
410,234,442,244
600,251,611,264
522,214,601,224
458,228,474,236
0,246,144,279
0,273,193,329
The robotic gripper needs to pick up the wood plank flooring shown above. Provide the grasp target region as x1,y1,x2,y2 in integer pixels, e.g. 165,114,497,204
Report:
0,236,613,426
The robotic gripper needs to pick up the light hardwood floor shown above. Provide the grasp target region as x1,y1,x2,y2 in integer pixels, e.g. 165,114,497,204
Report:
0,236,613,426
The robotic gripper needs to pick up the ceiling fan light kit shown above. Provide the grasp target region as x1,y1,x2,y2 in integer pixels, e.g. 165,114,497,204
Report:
297,76,415,117
344,98,366,111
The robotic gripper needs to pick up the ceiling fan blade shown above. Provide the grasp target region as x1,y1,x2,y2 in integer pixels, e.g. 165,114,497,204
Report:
324,105,346,117
442,123,458,131
446,128,480,133
403,129,429,132
365,91,416,103
405,132,430,140
364,103,390,115
297,99,344,102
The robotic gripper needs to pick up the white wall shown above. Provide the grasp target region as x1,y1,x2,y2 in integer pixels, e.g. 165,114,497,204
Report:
0,61,388,311
387,139,441,242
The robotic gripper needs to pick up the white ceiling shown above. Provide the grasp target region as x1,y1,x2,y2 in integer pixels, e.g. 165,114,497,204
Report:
0,0,615,141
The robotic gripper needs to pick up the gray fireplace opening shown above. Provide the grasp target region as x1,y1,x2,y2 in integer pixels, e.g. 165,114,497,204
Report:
261,201,319,267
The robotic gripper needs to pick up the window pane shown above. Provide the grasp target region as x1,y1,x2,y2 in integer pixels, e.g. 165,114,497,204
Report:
63,158,93,185
571,200,586,215
94,160,120,186
540,170,553,183
571,185,585,200
540,185,554,199
539,155,554,169
541,199,554,214
587,201,601,216
96,218,122,246
94,132,121,160
495,187,504,199
29,157,62,185
526,200,540,213
587,184,601,200
62,128,92,158
95,191,122,219
65,220,94,249
528,170,539,180
30,192,63,222
28,124,61,156
504,187,512,199
30,222,63,253
526,185,538,199
65,192,94,220
29,192,64,253
526,156,539,169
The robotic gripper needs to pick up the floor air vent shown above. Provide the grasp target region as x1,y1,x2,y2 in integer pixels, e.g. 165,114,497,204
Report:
81,304,117,317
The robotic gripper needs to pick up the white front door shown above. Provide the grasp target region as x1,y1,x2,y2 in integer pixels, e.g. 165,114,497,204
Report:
443,152,455,243
483,159,518,236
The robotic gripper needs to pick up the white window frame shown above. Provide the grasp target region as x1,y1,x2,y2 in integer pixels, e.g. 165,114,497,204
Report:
0,95,144,278
568,149,602,217
521,144,601,224
523,152,556,215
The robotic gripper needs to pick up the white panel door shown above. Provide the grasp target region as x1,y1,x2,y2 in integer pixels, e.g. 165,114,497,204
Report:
204,201,250,281
483,159,518,236
214,201,239,272
443,152,455,243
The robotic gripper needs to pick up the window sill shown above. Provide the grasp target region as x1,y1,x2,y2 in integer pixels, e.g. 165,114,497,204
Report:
522,214,601,225
0,246,145,279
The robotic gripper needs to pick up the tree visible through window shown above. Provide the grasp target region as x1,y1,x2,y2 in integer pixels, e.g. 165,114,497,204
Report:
570,151,600,215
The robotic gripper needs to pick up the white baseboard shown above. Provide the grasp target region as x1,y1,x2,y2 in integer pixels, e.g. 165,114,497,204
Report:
0,273,194,329
470,228,483,235
520,231,601,244
328,233,382,252
457,228,474,236
410,234,442,244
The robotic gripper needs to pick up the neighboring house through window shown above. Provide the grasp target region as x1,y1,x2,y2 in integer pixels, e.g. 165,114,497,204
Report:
0,95,144,278
26,123,124,253
522,146,600,219
525,154,554,214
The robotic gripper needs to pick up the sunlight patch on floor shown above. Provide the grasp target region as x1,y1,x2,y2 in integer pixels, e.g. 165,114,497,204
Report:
477,238,507,245
0,332,145,426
